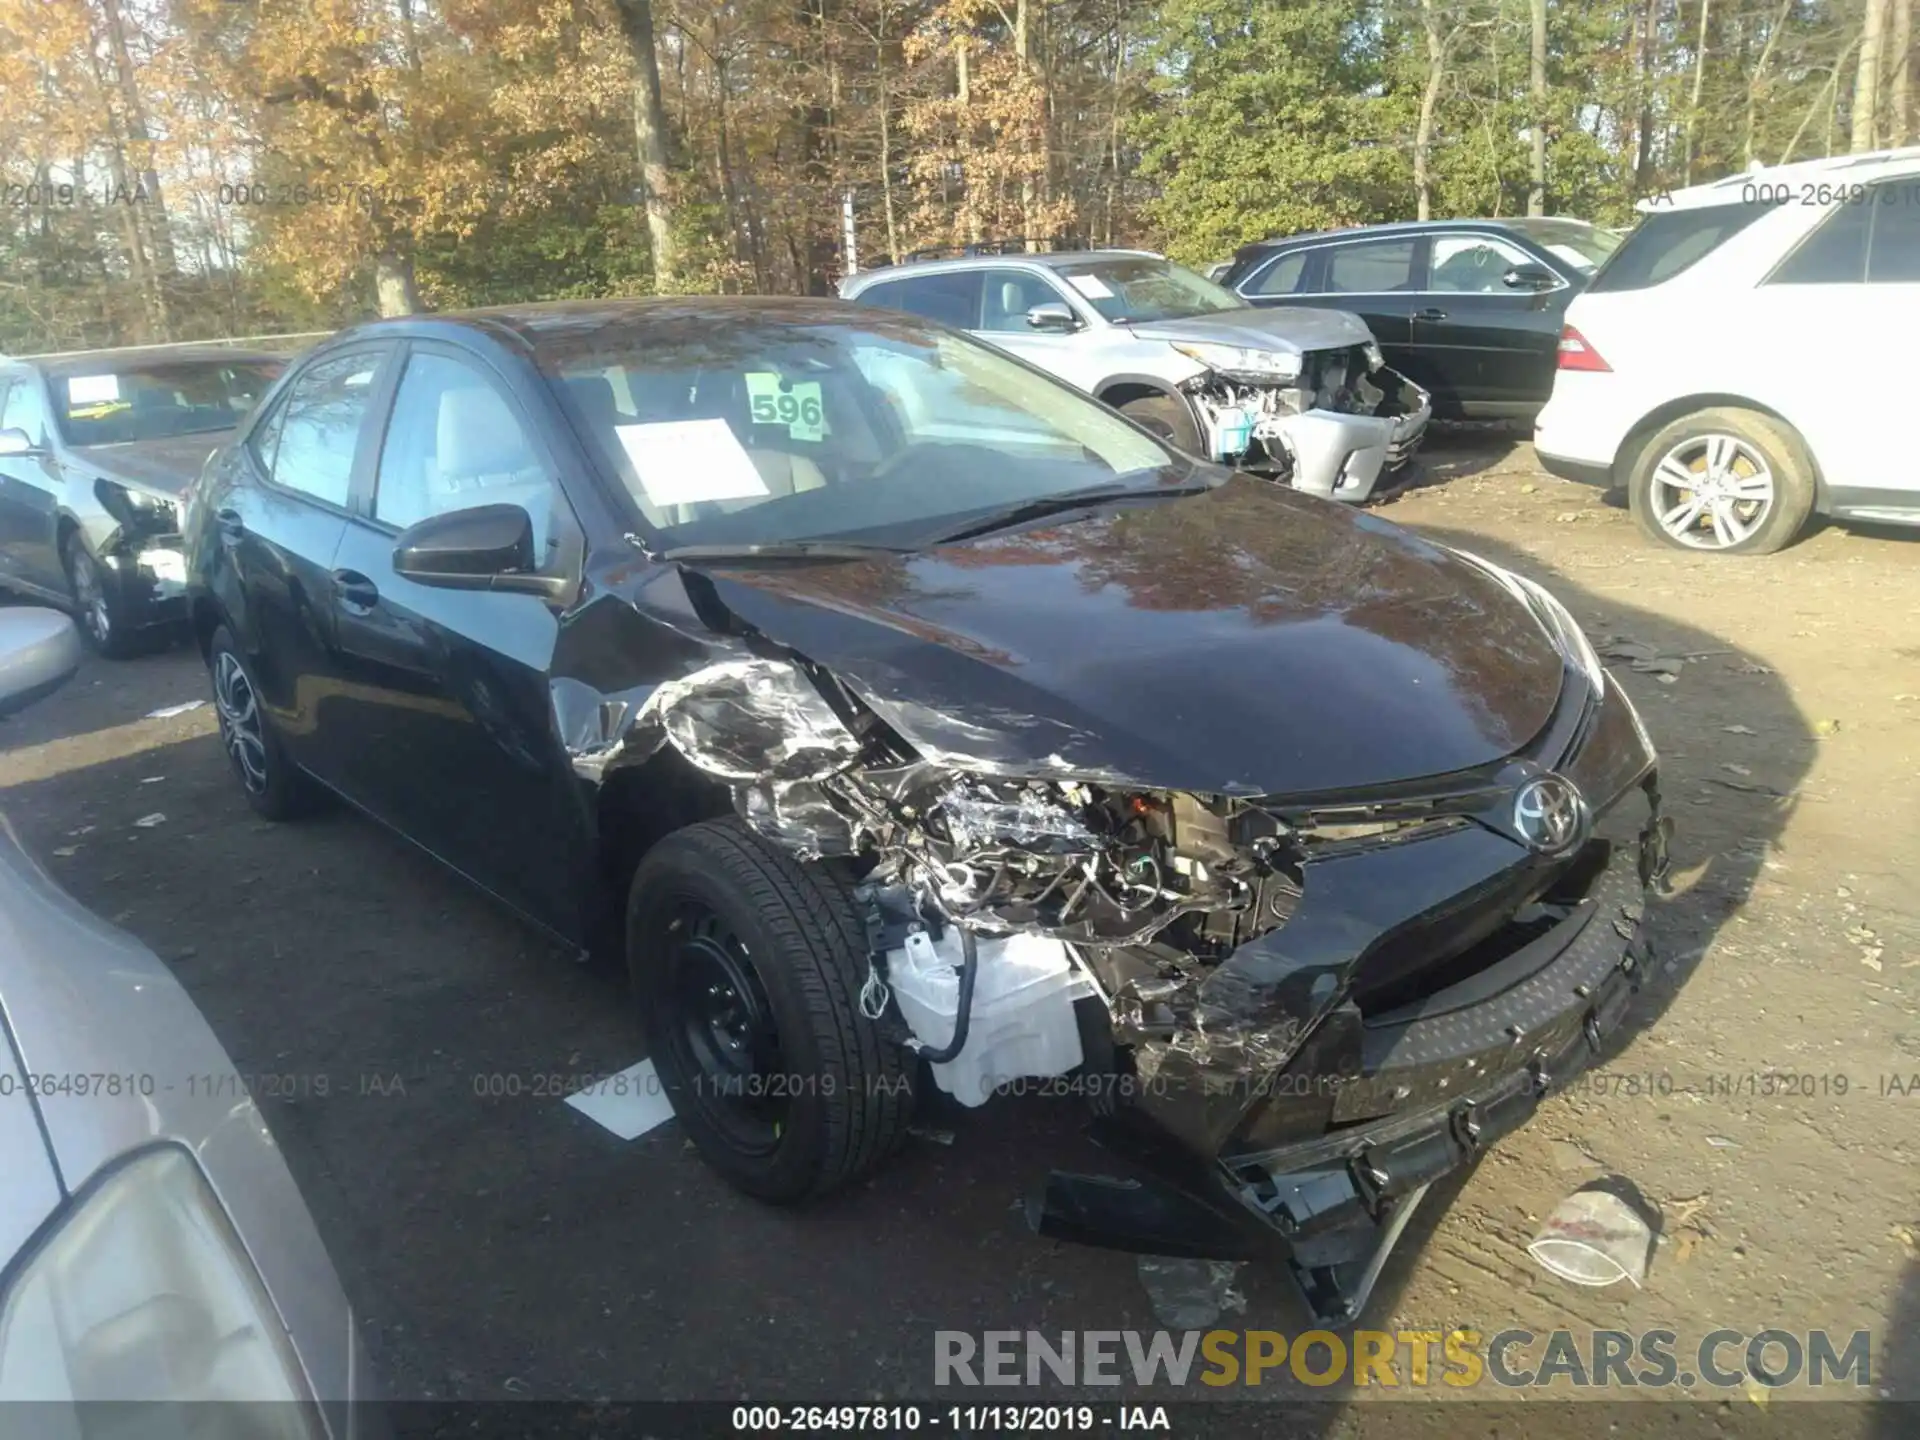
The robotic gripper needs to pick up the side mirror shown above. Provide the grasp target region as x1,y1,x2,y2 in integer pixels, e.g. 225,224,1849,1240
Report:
1025,302,1079,333
1502,263,1560,292
0,427,41,458
0,609,83,720
391,503,560,598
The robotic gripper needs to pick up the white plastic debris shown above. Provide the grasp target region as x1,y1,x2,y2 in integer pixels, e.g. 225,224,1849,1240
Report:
144,700,206,720
1528,1184,1656,1289
133,813,167,828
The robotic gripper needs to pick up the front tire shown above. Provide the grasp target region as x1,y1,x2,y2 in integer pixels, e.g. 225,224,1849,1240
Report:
627,819,913,1203
1627,407,1815,555
1118,393,1204,455
61,532,143,659
207,625,318,820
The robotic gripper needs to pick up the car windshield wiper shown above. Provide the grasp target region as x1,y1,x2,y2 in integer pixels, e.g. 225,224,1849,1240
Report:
929,481,1209,545
648,538,914,563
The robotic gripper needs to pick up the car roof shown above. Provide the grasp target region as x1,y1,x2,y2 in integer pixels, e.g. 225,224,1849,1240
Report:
847,249,1163,284
0,344,288,378
1241,217,1598,253
325,295,891,353
1638,145,1920,210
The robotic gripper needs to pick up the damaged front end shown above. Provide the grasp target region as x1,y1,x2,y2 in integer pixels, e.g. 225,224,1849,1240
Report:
581,618,1669,1324
1178,343,1430,504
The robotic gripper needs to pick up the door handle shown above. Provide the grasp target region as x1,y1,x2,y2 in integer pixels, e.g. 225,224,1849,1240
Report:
1414,307,1449,322
214,507,245,542
331,569,380,613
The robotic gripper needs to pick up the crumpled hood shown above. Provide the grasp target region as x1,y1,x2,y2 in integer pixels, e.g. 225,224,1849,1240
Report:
688,476,1566,796
72,431,229,498
1126,306,1375,356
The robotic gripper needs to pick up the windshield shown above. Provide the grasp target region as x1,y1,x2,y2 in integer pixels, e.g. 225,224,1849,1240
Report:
543,310,1192,550
1050,257,1245,323
56,360,284,446
1510,221,1623,274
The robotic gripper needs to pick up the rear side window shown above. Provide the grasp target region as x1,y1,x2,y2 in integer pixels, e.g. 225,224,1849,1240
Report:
1249,250,1308,296
855,273,982,329
1325,239,1418,293
1586,203,1767,292
266,350,382,507
1767,203,1871,284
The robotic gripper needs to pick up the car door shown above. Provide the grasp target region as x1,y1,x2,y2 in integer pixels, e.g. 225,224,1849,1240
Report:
1246,236,1424,372
214,344,395,790
0,374,67,592
1753,184,1920,500
1412,231,1567,410
968,268,1108,390
325,341,592,936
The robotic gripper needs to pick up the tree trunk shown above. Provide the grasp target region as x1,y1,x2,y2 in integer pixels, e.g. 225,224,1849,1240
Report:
374,252,421,316
1528,0,1548,214
611,0,680,290
1635,0,1657,190
1683,0,1712,183
957,33,981,244
1892,0,1913,143
97,0,177,279
1854,0,1887,150
1416,0,1446,221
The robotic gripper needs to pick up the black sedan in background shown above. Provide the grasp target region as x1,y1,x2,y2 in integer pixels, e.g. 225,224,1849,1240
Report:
180,297,1665,1323
0,346,286,655
1220,218,1620,420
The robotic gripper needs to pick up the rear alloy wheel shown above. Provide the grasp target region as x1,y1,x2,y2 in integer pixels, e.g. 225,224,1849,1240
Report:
61,533,141,659
207,625,317,821
1117,393,1205,456
627,819,913,1203
1628,407,1815,556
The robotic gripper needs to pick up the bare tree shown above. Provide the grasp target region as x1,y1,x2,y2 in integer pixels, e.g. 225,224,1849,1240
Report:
1683,0,1712,183
1853,0,1888,150
1414,0,1491,220
1528,0,1547,214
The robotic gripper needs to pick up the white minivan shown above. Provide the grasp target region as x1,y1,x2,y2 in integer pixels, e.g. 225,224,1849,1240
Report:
1533,146,1920,554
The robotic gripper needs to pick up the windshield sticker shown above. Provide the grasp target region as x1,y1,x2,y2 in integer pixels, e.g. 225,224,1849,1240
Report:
66,374,121,405
614,419,772,508
745,372,826,442
1064,273,1115,300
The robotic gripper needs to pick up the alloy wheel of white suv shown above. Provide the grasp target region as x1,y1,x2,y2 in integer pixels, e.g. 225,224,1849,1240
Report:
1626,407,1815,556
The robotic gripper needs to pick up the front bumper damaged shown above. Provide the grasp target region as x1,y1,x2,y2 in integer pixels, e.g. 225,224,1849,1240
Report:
1181,345,1431,503
1032,777,1669,1324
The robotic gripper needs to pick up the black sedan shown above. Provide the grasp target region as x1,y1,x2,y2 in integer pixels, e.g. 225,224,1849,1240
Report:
1219,218,1620,421
0,347,286,656
181,297,1669,1322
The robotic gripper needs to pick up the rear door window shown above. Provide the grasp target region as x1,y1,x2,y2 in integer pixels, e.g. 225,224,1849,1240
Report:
854,272,983,329
1586,203,1767,292
1867,187,1920,283
1767,202,1871,284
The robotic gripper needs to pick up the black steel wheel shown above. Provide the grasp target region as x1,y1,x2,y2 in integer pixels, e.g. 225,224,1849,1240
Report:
627,819,914,1203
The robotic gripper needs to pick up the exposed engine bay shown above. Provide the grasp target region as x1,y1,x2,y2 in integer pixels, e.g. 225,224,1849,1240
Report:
1179,343,1431,503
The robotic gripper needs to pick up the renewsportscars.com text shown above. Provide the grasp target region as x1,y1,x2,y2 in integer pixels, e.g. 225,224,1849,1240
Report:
933,1328,1872,1390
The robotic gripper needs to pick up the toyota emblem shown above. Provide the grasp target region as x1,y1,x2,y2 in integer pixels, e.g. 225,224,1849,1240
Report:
1513,775,1587,853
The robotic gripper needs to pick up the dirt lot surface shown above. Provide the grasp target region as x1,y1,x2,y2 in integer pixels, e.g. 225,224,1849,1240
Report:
1,435,1914,1435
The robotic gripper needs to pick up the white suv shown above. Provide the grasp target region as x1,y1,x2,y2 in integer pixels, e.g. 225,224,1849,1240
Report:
1533,147,1920,554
